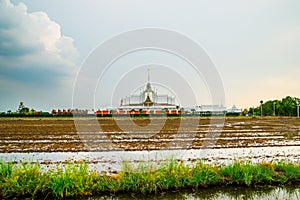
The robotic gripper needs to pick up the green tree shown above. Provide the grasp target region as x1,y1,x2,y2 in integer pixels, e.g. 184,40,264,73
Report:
281,96,296,116
262,101,275,116
19,107,30,114
242,108,249,116
250,96,299,116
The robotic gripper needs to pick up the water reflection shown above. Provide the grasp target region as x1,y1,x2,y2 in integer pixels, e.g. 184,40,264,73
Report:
80,186,300,200
1,146,299,173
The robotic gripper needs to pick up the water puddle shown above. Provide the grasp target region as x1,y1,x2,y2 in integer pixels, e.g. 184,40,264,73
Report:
1,146,299,173
79,186,300,200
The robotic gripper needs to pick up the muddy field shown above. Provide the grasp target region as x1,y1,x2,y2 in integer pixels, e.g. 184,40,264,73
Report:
0,117,299,153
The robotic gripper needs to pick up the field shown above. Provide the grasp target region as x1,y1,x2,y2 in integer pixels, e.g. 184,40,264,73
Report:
0,116,300,198
0,116,299,153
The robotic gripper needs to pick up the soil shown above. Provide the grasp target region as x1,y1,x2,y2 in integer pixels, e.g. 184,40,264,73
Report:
0,117,299,153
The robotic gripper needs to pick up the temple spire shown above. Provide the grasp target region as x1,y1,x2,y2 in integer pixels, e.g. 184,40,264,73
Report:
147,68,150,82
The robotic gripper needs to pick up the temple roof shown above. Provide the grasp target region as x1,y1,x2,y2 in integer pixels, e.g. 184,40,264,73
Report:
143,95,153,106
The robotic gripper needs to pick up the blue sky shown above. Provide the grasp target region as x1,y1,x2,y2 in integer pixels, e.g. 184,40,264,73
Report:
0,0,299,111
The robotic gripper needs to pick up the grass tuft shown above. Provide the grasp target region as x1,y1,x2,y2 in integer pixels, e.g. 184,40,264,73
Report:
0,160,299,199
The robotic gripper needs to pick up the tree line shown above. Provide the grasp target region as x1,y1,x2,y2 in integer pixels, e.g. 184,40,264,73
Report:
247,96,299,116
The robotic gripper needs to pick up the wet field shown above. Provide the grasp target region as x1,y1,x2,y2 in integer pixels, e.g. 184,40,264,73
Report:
0,117,299,173
0,117,299,152
1,117,300,199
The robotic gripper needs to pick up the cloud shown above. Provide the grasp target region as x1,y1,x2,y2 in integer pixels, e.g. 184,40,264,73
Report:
0,0,78,86
0,0,79,111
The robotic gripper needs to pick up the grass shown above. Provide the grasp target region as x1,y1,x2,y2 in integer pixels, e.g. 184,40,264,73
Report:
0,160,299,199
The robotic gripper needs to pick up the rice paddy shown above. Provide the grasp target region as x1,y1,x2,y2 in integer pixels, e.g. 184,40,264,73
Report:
0,117,299,152
0,116,299,199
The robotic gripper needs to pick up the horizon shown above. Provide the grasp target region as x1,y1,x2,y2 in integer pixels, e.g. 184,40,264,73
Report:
2,94,299,113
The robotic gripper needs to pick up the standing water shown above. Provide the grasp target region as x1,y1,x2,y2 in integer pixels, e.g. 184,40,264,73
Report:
80,186,300,200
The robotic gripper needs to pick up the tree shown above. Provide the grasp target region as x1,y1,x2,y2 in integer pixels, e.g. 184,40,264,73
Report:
281,96,296,116
18,102,25,112
242,109,249,116
249,96,299,117
262,101,275,116
19,107,29,114
17,102,30,114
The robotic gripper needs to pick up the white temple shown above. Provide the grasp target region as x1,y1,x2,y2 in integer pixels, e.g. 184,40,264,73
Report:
119,68,178,110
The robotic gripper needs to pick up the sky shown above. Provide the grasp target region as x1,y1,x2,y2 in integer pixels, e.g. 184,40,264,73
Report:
0,0,299,112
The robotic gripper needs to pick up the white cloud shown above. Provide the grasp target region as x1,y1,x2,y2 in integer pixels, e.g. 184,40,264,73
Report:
0,0,79,111
0,0,78,79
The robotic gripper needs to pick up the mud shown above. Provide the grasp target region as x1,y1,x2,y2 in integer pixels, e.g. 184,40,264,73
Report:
0,117,299,153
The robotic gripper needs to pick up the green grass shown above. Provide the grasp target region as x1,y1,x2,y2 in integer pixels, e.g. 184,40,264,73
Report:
0,160,299,199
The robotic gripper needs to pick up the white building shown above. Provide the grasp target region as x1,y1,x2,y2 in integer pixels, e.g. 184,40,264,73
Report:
227,105,243,114
183,104,242,115
119,68,178,110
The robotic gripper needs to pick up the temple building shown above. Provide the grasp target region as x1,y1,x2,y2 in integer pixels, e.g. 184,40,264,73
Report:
119,69,178,110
